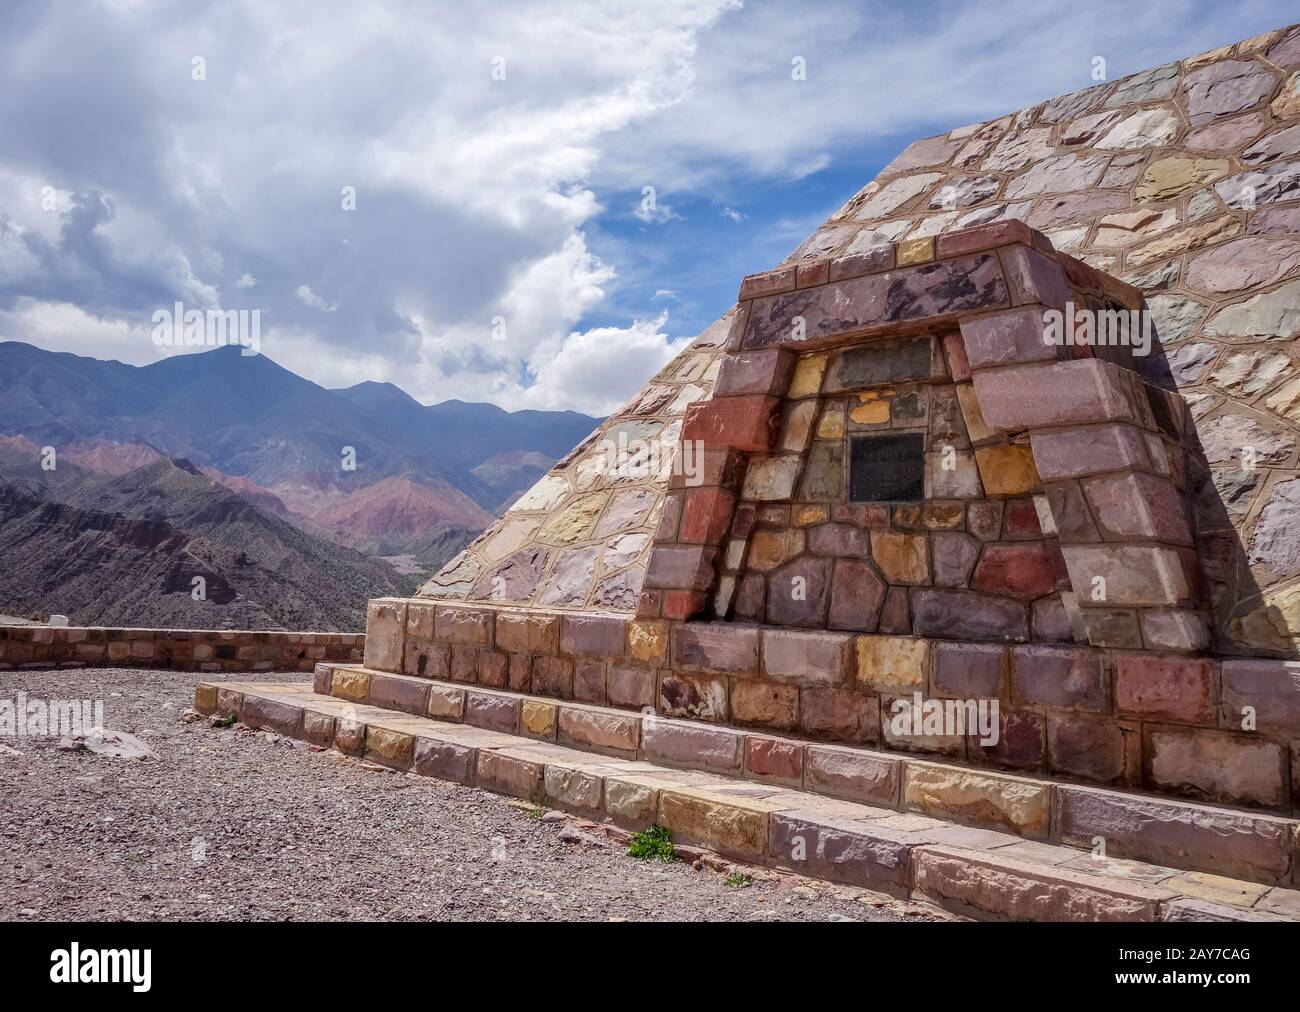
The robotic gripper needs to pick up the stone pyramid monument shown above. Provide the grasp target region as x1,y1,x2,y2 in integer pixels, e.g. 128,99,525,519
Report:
202,25,1300,913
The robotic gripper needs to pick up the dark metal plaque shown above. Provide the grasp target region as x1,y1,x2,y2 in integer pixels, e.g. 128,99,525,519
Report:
849,433,924,502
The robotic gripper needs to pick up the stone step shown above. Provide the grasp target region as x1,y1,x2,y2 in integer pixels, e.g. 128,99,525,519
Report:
194,679,1299,921
311,662,1300,888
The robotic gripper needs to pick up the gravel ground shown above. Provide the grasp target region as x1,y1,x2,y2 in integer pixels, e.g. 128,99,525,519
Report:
0,668,948,922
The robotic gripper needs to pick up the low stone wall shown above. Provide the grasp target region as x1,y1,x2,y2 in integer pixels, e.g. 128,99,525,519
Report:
365,597,1300,815
0,625,364,673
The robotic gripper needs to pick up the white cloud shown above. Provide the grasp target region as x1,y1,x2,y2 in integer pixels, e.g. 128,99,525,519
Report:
295,284,337,312
236,273,257,288
721,207,745,223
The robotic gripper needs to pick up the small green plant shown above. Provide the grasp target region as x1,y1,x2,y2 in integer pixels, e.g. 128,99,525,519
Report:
627,825,676,862
525,806,544,819
724,872,754,888
212,714,235,727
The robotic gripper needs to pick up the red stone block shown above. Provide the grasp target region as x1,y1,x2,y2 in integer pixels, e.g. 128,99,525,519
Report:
668,447,746,490
935,220,1034,259
682,396,780,453
1058,253,1104,292
800,686,879,744
1082,472,1193,546
1115,654,1217,725
661,590,707,620
971,543,1057,601
796,259,830,288
643,721,742,770
1029,423,1152,480
1011,643,1106,710
1003,498,1042,538
971,710,1045,771
1000,244,1072,308
745,736,804,784
679,487,737,545
635,589,661,619
644,544,718,591
715,349,796,397
932,641,1005,698
942,331,972,382
738,264,796,301
433,606,493,647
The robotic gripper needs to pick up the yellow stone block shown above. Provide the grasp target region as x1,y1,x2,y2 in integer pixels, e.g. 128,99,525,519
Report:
521,700,557,739
869,530,929,584
974,443,1040,496
856,635,929,692
904,763,1050,837
331,668,371,702
896,236,935,266
194,684,217,714
365,726,414,768
627,620,668,663
788,354,828,399
817,402,846,438
658,790,768,859
850,397,890,425
793,505,830,526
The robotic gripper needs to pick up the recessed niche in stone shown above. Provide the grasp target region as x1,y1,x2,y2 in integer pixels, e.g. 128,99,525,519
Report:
849,432,924,502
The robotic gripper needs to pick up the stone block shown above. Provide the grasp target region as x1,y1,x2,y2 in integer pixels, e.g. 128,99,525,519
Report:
1220,659,1300,736
904,762,1050,837
856,635,928,692
932,641,1005,698
745,736,804,784
971,543,1057,600
626,620,667,664
643,544,718,591
558,707,641,754
530,655,574,698
434,605,493,647
679,487,736,545
1054,785,1293,883
573,658,606,702
301,710,335,748
714,349,795,397
660,672,727,720
828,559,887,631
960,305,1059,369
769,813,911,893
1030,423,1152,480
1149,727,1286,810
973,444,1040,496
660,590,707,621
672,622,759,674
1060,544,1190,606
682,395,781,452
474,750,544,801
607,665,655,708
912,846,1170,921
1082,472,1192,545
739,264,795,300
1000,244,1072,308
1048,715,1134,784
806,745,900,805
1115,654,1216,725
730,678,799,730
543,766,604,813
427,684,466,720
330,667,371,703
559,614,627,658
659,790,768,859
369,672,430,715
413,738,475,783
363,599,407,671
973,359,1136,430
240,695,302,736
800,687,879,744
869,530,929,584
493,611,559,654
604,779,659,828
1011,644,1107,710
465,692,520,733
936,220,1035,259
521,700,557,739
763,628,854,685
643,721,742,770
365,726,414,769
1140,609,1210,653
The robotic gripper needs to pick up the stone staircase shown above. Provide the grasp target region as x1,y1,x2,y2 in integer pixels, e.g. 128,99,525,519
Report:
194,663,1300,922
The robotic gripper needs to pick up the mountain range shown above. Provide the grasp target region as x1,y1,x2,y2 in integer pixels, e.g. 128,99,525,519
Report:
0,341,600,629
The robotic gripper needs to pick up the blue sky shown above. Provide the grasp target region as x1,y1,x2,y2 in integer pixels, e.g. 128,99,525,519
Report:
0,0,1291,414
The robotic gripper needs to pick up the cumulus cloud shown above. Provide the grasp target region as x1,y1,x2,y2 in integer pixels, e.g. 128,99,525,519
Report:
0,0,1285,411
